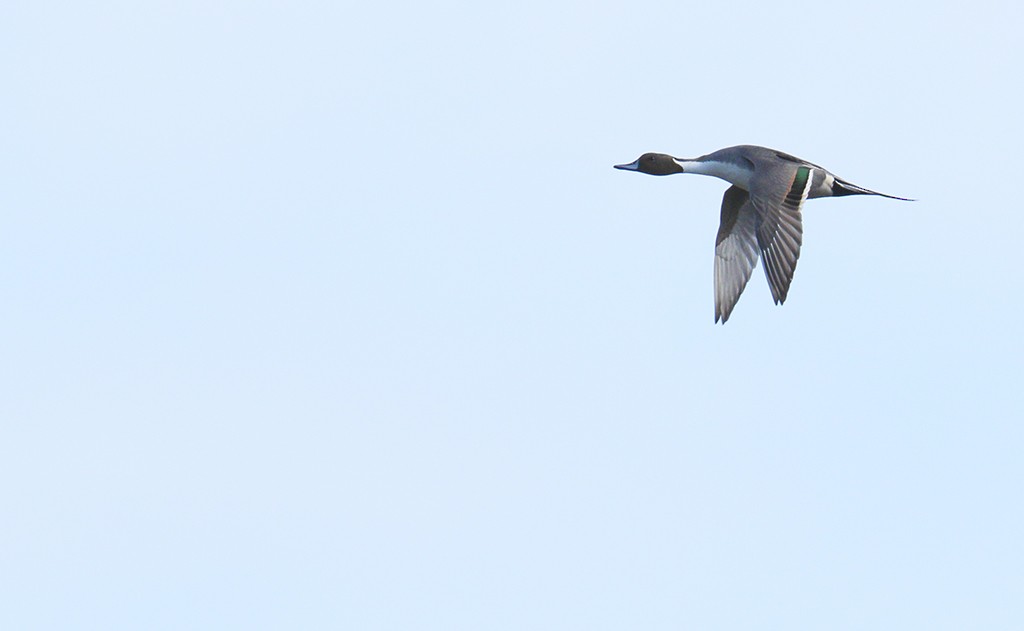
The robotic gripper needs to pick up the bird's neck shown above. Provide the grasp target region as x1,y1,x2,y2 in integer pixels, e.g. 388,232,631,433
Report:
673,158,753,189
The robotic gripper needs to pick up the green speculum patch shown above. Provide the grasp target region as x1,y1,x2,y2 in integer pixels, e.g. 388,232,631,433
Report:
785,166,810,205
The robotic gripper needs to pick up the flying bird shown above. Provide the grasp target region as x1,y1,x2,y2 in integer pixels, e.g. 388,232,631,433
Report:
614,145,911,323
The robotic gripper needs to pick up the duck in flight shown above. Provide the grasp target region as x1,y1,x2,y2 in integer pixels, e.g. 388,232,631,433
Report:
614,145,912,323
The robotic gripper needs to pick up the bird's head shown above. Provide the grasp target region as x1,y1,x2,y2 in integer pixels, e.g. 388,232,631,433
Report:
614,153,684,176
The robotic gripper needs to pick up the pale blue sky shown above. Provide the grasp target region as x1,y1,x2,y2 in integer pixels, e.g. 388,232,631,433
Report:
2,1,1023,629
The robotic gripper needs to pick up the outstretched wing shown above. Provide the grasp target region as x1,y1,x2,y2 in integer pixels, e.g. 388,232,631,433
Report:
714,185,759,323
749,165,810,305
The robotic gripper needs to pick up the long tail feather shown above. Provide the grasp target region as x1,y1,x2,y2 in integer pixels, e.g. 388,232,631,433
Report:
832,178,915,201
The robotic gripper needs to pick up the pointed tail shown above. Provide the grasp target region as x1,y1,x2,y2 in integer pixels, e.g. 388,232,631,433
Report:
832,178,914,201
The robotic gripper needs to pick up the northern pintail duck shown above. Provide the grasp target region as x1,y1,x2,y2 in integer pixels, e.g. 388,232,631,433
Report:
614,145,911,323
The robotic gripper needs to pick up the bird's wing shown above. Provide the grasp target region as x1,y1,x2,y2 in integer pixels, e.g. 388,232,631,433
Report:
748,164,810,305
714,185,759,323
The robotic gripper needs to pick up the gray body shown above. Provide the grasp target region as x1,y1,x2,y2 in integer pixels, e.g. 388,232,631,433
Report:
614,145,911,323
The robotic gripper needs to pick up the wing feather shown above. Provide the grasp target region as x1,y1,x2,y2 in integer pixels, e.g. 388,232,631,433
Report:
750,166,810,305
714,186,759,323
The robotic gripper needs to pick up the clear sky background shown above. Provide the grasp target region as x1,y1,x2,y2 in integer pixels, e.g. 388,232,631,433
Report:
3,1,1023,629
